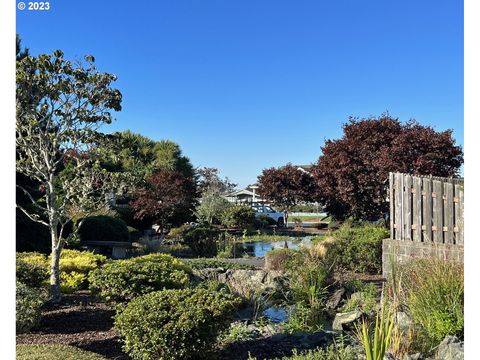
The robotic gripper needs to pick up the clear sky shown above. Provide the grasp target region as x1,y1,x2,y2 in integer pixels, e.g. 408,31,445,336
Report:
17,0,464,188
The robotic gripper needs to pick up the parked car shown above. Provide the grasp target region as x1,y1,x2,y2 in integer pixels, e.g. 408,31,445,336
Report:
251,203,285,227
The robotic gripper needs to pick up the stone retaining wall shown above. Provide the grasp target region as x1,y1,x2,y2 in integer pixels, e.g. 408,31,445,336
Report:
382,238,464,276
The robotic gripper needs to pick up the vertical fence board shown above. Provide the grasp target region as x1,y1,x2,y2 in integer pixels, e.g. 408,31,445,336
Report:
444,182,454,244
404,175,412,241
389,172,394,240
457,187,464,245
432,180,444,243
394,174,403,240
413,177,422,242
423,178,433,243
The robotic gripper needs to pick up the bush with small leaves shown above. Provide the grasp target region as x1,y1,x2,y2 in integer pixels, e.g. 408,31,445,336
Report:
221,205,256,229
114,288,240,360
78,215,130,243
183,226,220,257
16,252,49,289
60,271,86,294
16,281,47,333
89,254,190,303
324,224,389,274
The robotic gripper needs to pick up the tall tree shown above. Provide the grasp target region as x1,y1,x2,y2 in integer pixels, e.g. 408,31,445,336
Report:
197,167,237,195
312,114,463,220
130,169,198,232
16,50,123,302
257,164,316,212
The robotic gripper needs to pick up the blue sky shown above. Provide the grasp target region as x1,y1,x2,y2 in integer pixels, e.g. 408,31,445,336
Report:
17,0,464,187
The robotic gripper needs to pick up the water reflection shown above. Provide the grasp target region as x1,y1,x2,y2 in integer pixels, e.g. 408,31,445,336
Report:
237,237,312,257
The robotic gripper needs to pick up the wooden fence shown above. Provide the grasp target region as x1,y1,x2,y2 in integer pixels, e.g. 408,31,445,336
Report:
389,172,464,245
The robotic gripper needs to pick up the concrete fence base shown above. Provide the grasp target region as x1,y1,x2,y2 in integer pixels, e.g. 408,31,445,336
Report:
382,238,464,277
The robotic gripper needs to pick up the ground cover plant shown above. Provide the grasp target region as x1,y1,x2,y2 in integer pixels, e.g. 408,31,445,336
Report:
114,288,241,360
89,253,191,303
16,344,107,360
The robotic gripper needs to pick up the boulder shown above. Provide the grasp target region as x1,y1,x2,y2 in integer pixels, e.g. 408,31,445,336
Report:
332,310,363,331
193,268,288,297
395,311,414,333
435,336,464,360
403,353,423,360
325,288,346,310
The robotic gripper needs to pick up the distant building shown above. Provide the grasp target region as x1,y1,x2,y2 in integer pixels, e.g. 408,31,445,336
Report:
224,184,264,204
294,164,314,175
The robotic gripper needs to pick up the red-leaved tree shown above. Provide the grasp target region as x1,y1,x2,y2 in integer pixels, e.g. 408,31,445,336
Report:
312,114,463,220
257,164,316,212
130,169,198,231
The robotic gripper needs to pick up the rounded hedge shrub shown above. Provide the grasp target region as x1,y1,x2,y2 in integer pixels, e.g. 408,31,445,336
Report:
324,224,389,274
78,215,129,243
16,344,106,360
16,252,49,289
16,281,47,333
183,226,220,257
114,288,240,360
89,254,190,303
220,205,256,229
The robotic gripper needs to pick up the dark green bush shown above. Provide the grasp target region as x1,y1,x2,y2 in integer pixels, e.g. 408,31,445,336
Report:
16,344,106,360
89,254,190,303
188,258,256,270
183,226,220,257
221,205,256,229
16,281,47,333
16,252,49,288
254,214,277,228
325,224,389,274
114,288,240,360
78,215,129,243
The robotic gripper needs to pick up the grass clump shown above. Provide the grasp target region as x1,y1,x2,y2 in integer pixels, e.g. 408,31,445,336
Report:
187,258,256,270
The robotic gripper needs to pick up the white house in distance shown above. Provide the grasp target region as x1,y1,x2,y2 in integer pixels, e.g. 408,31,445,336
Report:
224,185,264,204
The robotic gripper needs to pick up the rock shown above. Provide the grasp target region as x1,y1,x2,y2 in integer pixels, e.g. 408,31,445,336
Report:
326,288,346,310
435,336,464,360
395,311,414,333
403,353,423,360
332,310,363,331
383,353,397,360
193,268,288,297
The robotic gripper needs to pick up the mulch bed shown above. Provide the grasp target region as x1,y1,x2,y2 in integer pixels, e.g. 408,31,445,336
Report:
16,291,130,360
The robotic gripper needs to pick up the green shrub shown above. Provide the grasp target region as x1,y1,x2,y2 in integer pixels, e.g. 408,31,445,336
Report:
16,281,47,333
221,205,256,229
57,249,107,274
220,322,256,344
254,214,277,228
156,244,194,257
400,258,464,351
341,281,378,314
89,254,191,303
284,302,324,334
60,271,86,294
114,288,240,360
78,215,129,243
325,224,389,274
287,252,331,308
183,226,220,257
16,252,49,288
187,258,256,270
167,224,193,240
265,249,298,271
16,344,106,360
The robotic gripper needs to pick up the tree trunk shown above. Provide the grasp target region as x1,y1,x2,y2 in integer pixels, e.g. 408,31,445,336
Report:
49,227,62,304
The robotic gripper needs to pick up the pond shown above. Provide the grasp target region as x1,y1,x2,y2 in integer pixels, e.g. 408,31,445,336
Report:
236,237,313,257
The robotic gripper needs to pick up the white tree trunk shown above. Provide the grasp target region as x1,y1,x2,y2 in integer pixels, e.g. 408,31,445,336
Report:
49,225,62,303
